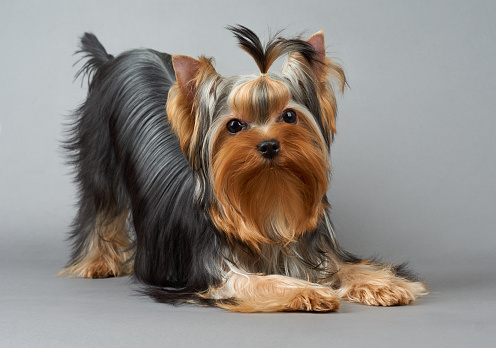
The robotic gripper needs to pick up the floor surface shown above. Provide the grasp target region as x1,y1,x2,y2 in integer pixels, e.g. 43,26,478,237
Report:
1,236,494,348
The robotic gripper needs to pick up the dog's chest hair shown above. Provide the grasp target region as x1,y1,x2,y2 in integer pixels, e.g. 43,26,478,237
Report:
229,242,330,282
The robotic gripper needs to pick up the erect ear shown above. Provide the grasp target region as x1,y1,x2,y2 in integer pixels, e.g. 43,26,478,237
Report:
280,30,346,142
283,30,328,80
306,30,326,63
172,55,201,102
306,30,328,80
305,30,346,141
168,55,218,166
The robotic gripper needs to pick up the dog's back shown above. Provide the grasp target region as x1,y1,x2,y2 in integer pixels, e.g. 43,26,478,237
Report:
61,34,224,303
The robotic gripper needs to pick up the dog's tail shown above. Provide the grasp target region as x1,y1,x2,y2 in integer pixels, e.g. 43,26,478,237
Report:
75,33,114,84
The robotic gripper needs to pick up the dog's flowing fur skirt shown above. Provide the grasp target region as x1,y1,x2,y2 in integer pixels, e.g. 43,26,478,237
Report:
60,26,427,312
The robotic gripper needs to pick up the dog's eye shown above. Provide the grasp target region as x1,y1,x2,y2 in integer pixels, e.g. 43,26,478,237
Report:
282,110,297,124
226,119,245,134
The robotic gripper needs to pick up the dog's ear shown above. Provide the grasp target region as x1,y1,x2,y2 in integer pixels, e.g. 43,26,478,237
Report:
172,55,218,101
172,55,201,102
306,30,326,74
168,55,217,165
297,30,346,140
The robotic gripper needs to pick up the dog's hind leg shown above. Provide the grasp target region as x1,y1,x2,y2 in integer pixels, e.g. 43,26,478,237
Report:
59,97,135,278
59,203,134,278
59,104,135,279
59,33,135,278
59,201,133,278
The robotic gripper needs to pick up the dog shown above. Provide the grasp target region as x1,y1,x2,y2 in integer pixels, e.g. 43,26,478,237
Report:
59,25,427,312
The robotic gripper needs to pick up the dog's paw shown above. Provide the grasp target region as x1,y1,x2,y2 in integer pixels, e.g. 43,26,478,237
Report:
343,279,428,306
286,286,340,312
226,286,340,313
214,274,340,313
81,259,116,278
58,257,131,278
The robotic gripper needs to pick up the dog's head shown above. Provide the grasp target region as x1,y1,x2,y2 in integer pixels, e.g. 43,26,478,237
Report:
167,25,346,249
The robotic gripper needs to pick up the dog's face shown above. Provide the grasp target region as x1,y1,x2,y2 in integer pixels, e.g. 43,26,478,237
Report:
167,27,345,248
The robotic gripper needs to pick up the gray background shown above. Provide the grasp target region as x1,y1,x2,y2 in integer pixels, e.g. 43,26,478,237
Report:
1,0,495,347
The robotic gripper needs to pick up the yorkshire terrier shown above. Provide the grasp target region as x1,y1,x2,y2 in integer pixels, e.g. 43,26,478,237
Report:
60,25,427,312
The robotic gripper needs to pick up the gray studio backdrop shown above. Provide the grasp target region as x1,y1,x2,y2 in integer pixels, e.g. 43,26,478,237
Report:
1,1,495,347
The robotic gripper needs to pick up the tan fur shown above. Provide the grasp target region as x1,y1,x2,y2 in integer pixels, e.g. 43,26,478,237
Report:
209,107,329,249
317,57,345,137
282,32,346,140
203,270,340,312
334,262,428,306
166,86,196,160
167,56,218,167
58,210,134,278
307,30,346,138
230,76,290,123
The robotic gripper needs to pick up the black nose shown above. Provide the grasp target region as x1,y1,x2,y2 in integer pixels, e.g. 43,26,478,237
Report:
258,139,280,159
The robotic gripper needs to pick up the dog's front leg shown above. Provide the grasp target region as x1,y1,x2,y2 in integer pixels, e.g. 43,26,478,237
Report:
204,270,340,313
334,262,428,306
